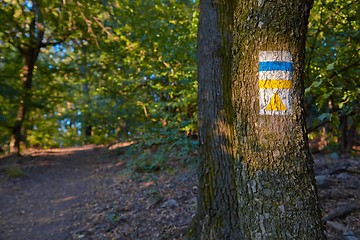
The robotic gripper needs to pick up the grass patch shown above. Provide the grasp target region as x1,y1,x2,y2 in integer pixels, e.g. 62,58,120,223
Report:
3,165,25,178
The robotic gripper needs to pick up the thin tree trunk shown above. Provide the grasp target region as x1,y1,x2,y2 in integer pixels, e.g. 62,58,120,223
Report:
10,1,44,155
339,115,348,154
82,81,92,143
10,49,39,154
79,46,93,144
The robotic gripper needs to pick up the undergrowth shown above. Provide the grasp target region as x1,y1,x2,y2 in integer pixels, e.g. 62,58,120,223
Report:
120,132,198,176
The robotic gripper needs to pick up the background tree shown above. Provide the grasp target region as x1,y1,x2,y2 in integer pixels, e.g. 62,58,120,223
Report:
0,0,198,152
191,0,324,239
305,0,360,153
0,0,113,153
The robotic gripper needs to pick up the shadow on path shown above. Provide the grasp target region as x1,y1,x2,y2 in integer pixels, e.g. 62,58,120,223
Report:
0,145,112,240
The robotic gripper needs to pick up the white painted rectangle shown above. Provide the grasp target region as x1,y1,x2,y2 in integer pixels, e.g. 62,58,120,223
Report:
259,51,292,62
259,71,292,81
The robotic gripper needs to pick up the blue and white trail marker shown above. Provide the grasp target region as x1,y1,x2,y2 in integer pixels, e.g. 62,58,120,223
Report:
258,51,293,115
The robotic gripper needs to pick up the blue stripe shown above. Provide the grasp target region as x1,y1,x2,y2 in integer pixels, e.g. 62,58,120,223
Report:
259,61,293,72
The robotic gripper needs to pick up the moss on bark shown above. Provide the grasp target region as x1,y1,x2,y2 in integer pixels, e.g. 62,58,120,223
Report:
191,0,324,239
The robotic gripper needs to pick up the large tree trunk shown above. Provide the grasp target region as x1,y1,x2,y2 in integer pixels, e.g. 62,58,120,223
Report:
233,0,324,238
189,1,241,239
191,0,325,239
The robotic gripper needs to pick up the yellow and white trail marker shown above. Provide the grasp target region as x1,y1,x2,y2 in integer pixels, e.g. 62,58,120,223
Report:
259,51,293,115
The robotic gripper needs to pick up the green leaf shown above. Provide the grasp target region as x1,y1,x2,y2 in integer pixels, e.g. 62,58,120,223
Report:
326,62,336,71
312,80,322,88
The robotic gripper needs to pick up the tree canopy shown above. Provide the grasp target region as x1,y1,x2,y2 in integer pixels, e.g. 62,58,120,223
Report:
0,0,358,154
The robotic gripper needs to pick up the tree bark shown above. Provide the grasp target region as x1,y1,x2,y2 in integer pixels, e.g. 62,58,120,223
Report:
189,1,241,239
191,0,325,239
10,47,40,154
82,82,93,143
339,115,349,154
80,52,93,144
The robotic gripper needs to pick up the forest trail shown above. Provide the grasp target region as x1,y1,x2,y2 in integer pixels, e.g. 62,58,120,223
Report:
0,144,196,240
0,145,113,240
0,145,359,240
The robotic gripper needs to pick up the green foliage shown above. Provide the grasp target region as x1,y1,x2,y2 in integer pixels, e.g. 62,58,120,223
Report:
306,0,360,121
122,133,198,175
0,0,198,149
104,0,199,139
305,0,359,150
0,0,119,148
133,148,167,173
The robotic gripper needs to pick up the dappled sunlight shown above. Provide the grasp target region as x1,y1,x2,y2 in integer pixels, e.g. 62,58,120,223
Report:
23,144,100,156
20,142,137,157
108,141,137,150
103,161,126,170
114,161,126,167
52,196,77,204
142,181,156,187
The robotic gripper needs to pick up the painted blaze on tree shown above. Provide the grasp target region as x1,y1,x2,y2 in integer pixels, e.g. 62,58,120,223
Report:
190,0,325,239
258,51,293,115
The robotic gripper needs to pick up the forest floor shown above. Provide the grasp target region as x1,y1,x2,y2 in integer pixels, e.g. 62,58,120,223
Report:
0,143,359,240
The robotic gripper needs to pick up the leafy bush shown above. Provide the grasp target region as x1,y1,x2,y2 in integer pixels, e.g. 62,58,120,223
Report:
122,130,198,175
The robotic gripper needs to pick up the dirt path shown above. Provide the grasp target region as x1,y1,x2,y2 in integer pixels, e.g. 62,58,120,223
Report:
0,144,197,240
0,146,359,240
0,146,111,240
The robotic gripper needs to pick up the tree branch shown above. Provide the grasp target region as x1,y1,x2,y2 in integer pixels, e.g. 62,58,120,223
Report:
307,108,360,133
93,17,112,37
329,59,360,80
41,34,70,47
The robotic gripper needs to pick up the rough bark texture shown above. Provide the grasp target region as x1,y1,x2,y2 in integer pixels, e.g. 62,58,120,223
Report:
232,0,324,238
191,0,325,239
189,1,241,239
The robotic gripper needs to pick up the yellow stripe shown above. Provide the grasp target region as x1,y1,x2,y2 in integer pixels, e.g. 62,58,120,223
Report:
259,80,292,89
